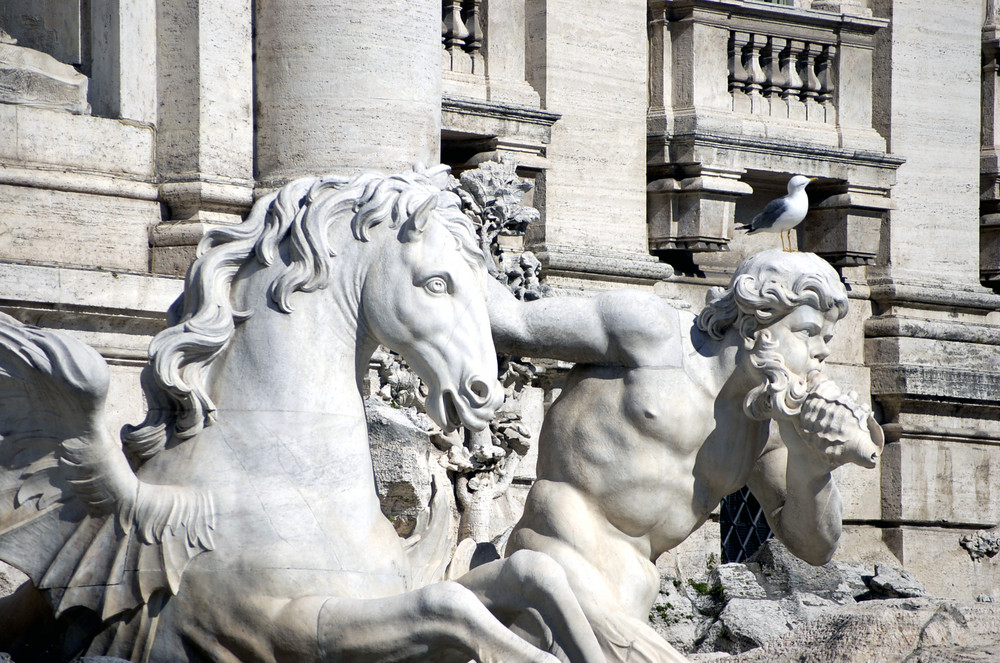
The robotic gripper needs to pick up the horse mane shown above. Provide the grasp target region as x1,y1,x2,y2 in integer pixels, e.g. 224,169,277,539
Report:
123,166,483,461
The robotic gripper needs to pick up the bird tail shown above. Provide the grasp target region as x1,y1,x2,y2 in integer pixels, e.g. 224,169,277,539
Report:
736,223,753,233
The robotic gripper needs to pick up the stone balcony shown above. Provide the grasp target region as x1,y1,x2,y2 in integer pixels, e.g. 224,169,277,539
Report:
647,0,901,266
440,0,556,173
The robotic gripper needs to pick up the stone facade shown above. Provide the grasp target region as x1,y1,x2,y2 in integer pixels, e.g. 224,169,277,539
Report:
1,0,999,603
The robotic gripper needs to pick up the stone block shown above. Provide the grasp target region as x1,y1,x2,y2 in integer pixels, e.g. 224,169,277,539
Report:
0,43,89,114
0,104,153,176
799,199,882,267
832,524,901,568
833,455,882,522
881,439,1000,526
867,336,1000,374
0,184,156,272
0,262,181,315
530,0,649,256
883,526,1000,600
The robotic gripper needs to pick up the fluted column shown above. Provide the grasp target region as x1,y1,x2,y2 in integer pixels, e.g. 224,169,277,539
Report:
254,0,441,188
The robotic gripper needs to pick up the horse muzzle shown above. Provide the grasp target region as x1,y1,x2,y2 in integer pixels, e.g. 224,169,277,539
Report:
433,375,503,433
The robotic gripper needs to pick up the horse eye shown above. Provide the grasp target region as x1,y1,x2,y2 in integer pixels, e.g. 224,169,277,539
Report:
424,277,448,294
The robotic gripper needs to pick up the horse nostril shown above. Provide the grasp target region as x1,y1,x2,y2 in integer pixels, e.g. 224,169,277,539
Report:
467,377,492,406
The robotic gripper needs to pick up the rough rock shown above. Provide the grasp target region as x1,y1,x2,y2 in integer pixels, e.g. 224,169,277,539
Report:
746,539,869,603
710,598,798,654
867,562,928,599
648,575,708,653
365,397,439,537
725,599,1000,663
651,540,936,656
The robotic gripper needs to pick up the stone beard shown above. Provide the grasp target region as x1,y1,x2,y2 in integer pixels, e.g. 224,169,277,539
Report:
744,326,811,422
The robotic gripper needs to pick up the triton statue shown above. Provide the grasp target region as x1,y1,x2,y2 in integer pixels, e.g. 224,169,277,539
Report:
488,249,884,662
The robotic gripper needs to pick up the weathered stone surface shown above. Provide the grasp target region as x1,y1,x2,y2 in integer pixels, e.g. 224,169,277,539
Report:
650,540,925,656
868,562,927,599
881,438,1000,527
746,540,868,604
726,599,1000,663
883,526,1000,600
0,42,88,114
0,560,26,599
365,397,438,537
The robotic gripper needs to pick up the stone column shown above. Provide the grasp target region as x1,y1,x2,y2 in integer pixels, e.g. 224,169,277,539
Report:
89,0,156,123
153,0,254,274
524,0,672,289
254,0,442,188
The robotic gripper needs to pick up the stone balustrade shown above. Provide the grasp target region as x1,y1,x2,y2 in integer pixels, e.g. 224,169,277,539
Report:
728,31,837,123
647,0,895,263
442,0,484,75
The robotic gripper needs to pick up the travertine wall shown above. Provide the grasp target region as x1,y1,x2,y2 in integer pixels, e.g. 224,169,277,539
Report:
524,0,657,289
867,0,1000,598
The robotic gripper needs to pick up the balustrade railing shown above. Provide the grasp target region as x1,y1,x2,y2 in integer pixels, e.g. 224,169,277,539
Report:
728,30,836,122
442,0,483,75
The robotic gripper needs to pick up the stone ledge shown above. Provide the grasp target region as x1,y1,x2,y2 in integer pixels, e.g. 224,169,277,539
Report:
0,261,181,317
866,315,1000,345
871,364,1000,404
868,276,1000,313
0,104,154,177
532,243,675,284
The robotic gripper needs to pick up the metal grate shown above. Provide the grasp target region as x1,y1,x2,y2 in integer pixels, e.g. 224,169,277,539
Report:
720,486,773,563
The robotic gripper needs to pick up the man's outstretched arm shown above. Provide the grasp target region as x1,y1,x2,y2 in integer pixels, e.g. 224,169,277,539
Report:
746,426,844,566
486,279,682,368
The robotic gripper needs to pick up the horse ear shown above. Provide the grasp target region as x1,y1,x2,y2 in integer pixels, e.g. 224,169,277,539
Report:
400,195,438,243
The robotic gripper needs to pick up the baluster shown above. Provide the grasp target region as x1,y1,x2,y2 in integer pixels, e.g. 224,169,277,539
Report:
982,49,1000,151
463,0,483,53
442,0,470,73
742,34,767,114
815,44,837,123
798,42,822,120
762,36,787,117
781,40,805,120
443,0,469,52
729,32,752,113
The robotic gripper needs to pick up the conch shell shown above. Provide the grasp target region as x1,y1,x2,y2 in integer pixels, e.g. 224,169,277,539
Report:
792,372,885,468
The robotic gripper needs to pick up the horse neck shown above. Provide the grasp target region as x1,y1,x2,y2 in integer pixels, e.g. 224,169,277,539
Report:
208,234,377,438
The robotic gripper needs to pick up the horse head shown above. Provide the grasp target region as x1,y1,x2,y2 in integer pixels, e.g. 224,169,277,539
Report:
361,191,503,432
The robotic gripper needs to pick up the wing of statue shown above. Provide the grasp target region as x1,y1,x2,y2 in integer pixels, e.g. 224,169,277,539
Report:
0,312,215,627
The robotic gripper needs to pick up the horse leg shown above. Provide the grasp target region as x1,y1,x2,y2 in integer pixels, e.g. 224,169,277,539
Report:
454,550,605,663
275,582,560,663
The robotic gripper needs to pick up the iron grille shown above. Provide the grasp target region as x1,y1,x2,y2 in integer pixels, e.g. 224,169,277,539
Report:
720,486,773,563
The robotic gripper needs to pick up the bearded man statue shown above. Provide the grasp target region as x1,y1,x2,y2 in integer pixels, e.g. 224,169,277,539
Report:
485,249,884,663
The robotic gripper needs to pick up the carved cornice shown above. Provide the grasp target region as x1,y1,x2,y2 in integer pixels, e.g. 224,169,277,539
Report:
442,96,561,127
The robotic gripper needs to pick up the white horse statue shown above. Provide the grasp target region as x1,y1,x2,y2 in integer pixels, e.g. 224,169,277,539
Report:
0,166,605,663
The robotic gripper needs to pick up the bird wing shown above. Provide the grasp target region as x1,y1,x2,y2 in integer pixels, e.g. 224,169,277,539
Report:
0,312,215,625
745,197,789,233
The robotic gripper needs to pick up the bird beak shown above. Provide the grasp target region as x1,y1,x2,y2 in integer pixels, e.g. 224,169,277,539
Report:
808,177,819,183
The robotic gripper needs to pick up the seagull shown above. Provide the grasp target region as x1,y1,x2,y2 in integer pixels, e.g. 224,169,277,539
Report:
738,175,817,251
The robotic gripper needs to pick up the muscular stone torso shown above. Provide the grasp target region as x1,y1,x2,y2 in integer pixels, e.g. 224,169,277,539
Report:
509,309,770,616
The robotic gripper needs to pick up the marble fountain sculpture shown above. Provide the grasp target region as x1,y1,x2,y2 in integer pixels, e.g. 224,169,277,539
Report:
0,164,883,663
0,167,605,663
488,249,885,663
